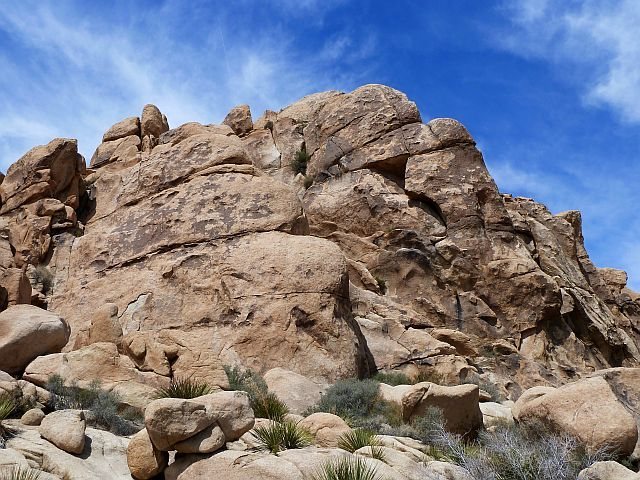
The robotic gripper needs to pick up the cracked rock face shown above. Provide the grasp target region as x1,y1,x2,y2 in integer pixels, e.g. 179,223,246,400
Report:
0,85,638,399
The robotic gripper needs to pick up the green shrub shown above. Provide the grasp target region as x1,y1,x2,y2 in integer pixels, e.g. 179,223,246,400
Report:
155,377,213,399
0,394,16,421
224,365,288,421
412,370,446,385
311,379,380,423
0,466,41,480
252,420,311,454
312,456,382,480
46,375,142,436
374,277,387,295
292,145,310,175
338,429,385,462
373,371,410,386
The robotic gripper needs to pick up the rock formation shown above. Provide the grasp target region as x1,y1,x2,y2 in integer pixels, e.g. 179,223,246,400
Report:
0,84,639,479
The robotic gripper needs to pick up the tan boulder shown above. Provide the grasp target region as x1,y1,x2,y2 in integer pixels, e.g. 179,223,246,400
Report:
173,422,225,453
158,122,234,146
102,116,140,142
164,449,305,480
126,428,168,480
196,391,254,441
479,402,513,428
144,397,216,451
577,461,640,480
223,104,253,136
0,138,83,214
263,368,326,414
20,408,45,426
23,342,167,410
140,104,169,139
90,135,140,168
39,410,86,454
299,412,351,447
401,382,483,435
0,305,70,374
7,420,131,479
514,377,638,456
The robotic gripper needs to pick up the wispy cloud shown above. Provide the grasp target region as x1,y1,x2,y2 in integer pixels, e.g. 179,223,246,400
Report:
497,0,640,123
0,0,373,166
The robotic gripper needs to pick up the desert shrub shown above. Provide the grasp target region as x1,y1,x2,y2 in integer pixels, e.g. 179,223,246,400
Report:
312,456,382,480
33,265,53,294
373,371,410,386
311,379,380,423
425,421,610,480
338,429,385,462
252,420,311,454
46,375,142,436
224,365,289,421
292,145,310,175
374,277,387,295
0,393,17,446
0,466,41,480
155,377,213,399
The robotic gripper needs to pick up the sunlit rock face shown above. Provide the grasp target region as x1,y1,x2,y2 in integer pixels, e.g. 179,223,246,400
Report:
0,86,638,398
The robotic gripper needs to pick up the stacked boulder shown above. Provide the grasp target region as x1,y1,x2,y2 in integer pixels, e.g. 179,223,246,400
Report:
127,391,254,479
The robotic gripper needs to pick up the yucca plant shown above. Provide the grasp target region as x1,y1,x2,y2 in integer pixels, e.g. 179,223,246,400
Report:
0,466,41,480
338,429,386,462
155,377,213,399
0,393,16,443
252,420,312,454
312,456,382,480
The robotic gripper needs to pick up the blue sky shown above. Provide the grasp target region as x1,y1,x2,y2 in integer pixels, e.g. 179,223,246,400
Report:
0,0,638,290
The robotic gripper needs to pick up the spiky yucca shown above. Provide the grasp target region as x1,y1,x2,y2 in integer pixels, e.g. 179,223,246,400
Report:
0,466,42,480
252,420,312,454
155,377,213,399
337,429,386,462
312,456,382,480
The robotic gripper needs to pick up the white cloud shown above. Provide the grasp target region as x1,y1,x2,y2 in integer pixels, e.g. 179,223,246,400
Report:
498,0,640,123
0,1,371,167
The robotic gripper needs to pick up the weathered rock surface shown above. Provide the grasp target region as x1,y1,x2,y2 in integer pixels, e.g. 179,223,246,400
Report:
0,305,69,374
7,420,131,479
39,410,86,455
144,397,215,451
514,374,639,456
264,368,326,414
577,461,640,480
126,428,168,480
0,84,639,479
381,381,483,435
23,342,167,410
299,412,351,447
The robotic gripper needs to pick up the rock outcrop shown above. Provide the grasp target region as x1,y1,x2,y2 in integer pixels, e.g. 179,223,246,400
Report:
0,84,639,478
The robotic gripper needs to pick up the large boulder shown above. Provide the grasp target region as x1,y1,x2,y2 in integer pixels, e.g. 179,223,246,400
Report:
140,104,169,139
264,368,326,414
0,138,84,214
299,412,351,447
223,104,253,136
7,420,131,479
397,382,483,435
23,342,167,410
577,461,640,480
514,376,638,456
39,410,86,455
196,391,255,441
126,428,168,480
144,397,216,451
0,305,69,374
